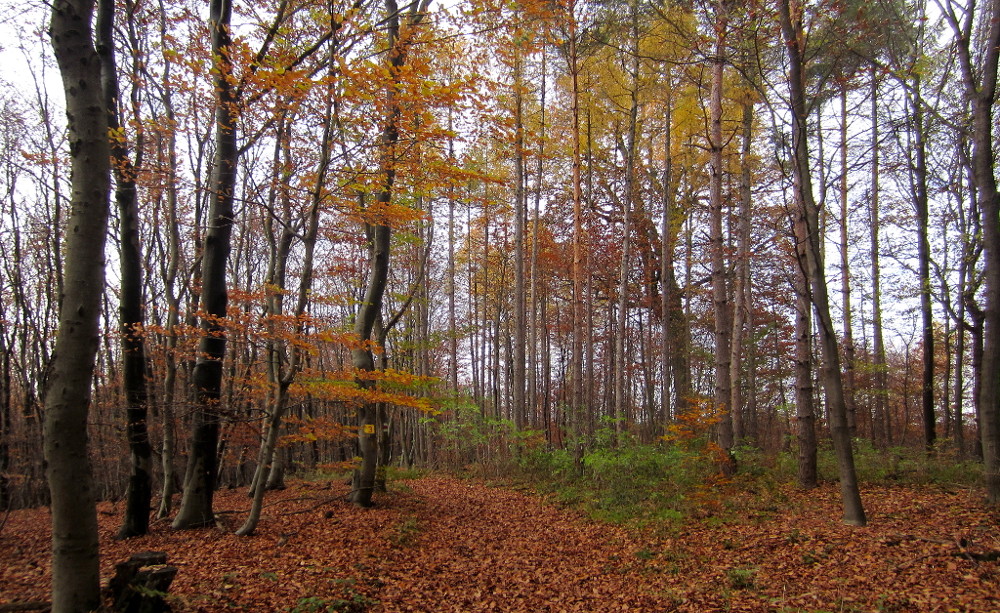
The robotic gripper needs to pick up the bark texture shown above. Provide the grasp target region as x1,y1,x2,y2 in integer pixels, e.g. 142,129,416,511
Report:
45,0,111,608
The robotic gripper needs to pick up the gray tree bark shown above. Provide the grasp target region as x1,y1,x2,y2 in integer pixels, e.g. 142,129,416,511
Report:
45,0,111,608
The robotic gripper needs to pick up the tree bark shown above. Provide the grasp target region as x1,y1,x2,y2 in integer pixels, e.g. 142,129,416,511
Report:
908,79,935,453
731,93,754,445
838,85,858,439
173,0,236,529
45,0,111,608
942,0,1000,501
794,194,817,489
779,0,866,525
870,71,889,449
350,0,431,507
513,45,527,431
97,0,152,540
708,0,734,470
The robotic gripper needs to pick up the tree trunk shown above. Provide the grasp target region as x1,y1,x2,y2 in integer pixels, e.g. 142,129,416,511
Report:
350,0,430,506
97,0,152,540
512,47,527,431
568,1,585,437
908,80,936,453
614,3,640,438
708,0,734,470
173,0,236,529
45,0,111,608
730,95,753,445
779,0,866,525
946,0,1000,502
870,71,889,449
155,8,182,518
794,218,817,490
838,85,858,439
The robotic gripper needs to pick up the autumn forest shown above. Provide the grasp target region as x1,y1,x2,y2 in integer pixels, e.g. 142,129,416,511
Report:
2,0,1000,610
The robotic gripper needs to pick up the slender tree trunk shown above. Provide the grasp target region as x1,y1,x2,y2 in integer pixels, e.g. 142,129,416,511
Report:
794,212,817,489
97,0,152,540
908,80,936,453
568,1,585,438
173,0,236,529
513,49,527,431
156,6,182,516
708,1,734,470
447,111,458,393
614,4,640,437
351,0,430,506
780,0,866,525
529,50,546,429
45,0,110,607
730,96,753,445
870,72,888,449
838,85,858,439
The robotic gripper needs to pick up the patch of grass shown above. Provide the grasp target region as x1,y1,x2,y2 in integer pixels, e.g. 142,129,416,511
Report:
513,432,717,526
776,440,983,487
289,594,376,613
388,515,420,547
384,466,427,481
634,546,656,560
725,566,757,590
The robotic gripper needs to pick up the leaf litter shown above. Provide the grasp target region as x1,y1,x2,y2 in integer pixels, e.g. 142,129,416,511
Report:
1,476,998,611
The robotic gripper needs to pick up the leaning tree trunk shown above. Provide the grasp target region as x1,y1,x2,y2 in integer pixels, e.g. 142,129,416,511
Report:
173,0,236,529
45,0,111,608
779,0,866,525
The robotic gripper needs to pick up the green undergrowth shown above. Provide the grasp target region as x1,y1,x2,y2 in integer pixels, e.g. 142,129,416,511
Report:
507,431,720,526
767,439,983,488
465,430,984,528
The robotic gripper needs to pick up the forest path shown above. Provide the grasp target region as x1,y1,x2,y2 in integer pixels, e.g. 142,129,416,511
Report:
2,474,999,611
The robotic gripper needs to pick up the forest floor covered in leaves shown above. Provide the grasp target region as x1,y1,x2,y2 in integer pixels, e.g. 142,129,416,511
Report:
2,474,999,612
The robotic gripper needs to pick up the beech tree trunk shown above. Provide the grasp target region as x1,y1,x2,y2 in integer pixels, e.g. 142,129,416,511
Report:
794,217,817,490
513,47,527,431
838,86,858,439
907,79,936,453
870,72,889,448
97,0,152,540
350,0,431,507
173,0,236,529
731,96,753,445
45,0,111,608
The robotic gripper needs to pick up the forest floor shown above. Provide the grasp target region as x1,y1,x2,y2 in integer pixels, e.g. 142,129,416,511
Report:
1,474,999,612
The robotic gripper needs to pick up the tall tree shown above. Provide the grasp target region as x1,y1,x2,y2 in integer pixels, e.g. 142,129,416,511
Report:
938,0,1000,503
778,0,866,525
869,70,889,448
350,0,432,507
707,0,735,469
97,0,153,539
44,0,111,607
172,0,236,529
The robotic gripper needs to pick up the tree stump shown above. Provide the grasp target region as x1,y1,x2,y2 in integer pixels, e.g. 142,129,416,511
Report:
105,551,177,613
